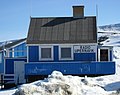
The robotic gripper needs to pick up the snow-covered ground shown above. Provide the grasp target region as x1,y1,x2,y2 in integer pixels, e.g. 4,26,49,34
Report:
1,32,120,95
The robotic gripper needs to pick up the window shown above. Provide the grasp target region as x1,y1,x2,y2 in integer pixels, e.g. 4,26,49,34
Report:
41,48,51,58
59,46,73,60
100,49,109,61
40,46,53,60
61,48,71,58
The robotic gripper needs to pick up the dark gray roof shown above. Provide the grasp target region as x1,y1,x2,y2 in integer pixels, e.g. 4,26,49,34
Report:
0,38,26,51
27,17,97,44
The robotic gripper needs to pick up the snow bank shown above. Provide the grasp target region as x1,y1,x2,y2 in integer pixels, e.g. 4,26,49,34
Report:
14,71,109,95
0,89,16,95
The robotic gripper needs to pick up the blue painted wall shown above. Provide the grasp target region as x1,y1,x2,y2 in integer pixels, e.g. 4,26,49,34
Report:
0,42,27,74
9,48,12,57
74,53,96,61
110,50,113,61
0,51,4,73
8,43,27,58
54,46,59,62
29,46,39,62
5,58,27,74
14,43,27,57
25,61,115,75
28,45,96,62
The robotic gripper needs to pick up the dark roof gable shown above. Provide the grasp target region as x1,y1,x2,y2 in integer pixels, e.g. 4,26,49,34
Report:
0,38,26,51
27,17,97,44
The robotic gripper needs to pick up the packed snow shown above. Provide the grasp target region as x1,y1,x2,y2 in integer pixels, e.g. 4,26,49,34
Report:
14,71,109,95
1,32,120,95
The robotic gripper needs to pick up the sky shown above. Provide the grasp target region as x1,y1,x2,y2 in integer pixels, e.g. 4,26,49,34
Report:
0,0,120,41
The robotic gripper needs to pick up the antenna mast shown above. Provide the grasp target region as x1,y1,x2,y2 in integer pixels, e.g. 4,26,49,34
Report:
96,4,98,25
96,4,99,44
30,0,32,18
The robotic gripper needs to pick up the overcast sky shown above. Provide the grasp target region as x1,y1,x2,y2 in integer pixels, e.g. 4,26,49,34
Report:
0,0,120,41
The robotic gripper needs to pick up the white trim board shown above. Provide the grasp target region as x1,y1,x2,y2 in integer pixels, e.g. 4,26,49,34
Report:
27,43,98,46
39,45,54,61
59,45,74,60
98,48,110,62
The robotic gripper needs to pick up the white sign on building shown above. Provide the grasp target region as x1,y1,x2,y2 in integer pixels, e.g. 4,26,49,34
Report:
74,45,97,53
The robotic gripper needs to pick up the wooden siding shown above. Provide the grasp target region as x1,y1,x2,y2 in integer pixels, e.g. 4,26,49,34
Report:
28,45,96,62
5,58,27,74
25,62,115,75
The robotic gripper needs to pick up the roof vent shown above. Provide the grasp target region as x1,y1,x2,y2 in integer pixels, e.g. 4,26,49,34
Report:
73,6,84,18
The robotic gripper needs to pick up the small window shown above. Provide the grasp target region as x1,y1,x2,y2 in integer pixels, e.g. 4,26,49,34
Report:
40,46,53,60
100,49,109,61
59,46,73,60
61,48,71,58
41,48,51,58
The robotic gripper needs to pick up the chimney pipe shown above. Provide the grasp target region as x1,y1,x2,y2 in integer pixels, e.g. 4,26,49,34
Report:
73,6,84,18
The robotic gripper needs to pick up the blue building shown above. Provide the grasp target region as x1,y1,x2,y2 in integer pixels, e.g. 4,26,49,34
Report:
25,6,115,82
0,38,27,84
0,6,115,86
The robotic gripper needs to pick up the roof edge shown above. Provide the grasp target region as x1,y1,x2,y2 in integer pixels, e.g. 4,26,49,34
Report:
30,16,96,19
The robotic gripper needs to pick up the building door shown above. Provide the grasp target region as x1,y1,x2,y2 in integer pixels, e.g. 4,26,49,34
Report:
14,61,26,84
98,49,109,61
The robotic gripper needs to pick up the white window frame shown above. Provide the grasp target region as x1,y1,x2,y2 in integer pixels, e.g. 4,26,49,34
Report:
98,48,110,62
59,45,73,60
39,45,53,61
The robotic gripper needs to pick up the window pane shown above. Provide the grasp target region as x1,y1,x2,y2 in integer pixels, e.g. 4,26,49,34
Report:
61,48,71,58
41,48,51,58
100,49,108,61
